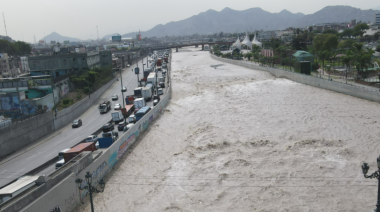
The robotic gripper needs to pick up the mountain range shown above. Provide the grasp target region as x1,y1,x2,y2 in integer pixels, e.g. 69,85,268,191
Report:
103,5,379,39
41,32,81,43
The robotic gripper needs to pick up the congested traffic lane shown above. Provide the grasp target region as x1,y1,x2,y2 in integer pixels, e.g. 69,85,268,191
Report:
35,55,170,176
0,55,155,188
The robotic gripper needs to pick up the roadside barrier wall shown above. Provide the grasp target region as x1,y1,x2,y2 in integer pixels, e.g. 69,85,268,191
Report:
54,78,117,130
210,54,380,103
0,112,54,158
21,55,173,212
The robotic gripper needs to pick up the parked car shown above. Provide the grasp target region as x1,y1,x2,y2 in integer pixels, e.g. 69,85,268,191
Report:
114,103,121,110
159,82,165,88
122,87,127,92
123,123,135,132
72,119,82,128
118,121,128,131
112,94,118,101
86,135,99,143
102,123,114,132
157,88,163,95
128,115,136,123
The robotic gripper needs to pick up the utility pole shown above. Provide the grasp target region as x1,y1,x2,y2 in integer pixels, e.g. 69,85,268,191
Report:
2,12,8,37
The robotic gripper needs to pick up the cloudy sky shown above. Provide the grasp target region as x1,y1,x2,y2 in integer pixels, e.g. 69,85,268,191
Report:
1,0,379,43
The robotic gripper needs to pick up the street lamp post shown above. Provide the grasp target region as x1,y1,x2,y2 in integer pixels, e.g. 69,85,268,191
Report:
361,156,380,212
119,67,127,123
76,172,106,212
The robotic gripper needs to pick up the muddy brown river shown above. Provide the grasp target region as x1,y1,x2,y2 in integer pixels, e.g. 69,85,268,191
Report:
75,47,380,212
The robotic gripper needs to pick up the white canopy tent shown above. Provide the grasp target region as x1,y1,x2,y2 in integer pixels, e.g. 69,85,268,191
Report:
241,34,252,50
232,37,242,50
252,34,262,48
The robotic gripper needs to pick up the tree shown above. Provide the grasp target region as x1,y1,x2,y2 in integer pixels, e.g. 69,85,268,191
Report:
353,23,369,38
291,37,307,50
313,34,338,52
296,28,301,36
341,50,353,81
338,39,356,50
309,26,313,33
252,45,261,54
374,31,380,41
376,44,380,52
244,53,253,60
322,29,338,35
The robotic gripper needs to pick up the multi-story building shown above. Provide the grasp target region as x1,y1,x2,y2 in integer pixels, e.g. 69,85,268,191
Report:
0,53,10,77
256,30,276,41
375,13,380,26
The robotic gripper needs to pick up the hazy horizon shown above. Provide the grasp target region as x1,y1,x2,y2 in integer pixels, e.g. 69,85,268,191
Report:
1,0,379,43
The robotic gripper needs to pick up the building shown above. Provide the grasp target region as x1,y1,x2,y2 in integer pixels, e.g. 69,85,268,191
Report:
0,53,10,77
256,30,276,41
375,13,380,26
292,51,314,62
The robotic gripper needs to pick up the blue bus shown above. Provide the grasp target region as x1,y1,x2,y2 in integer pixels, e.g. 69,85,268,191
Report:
135,106,151,121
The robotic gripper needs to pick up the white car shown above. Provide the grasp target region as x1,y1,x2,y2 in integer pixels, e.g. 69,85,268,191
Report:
157,88,163,95
86,135,98,143
114,103,121,110
123,123,135,132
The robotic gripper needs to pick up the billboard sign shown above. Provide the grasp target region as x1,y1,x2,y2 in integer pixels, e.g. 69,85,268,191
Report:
64,40,70,44
39,40,45,44
50,41,56,44
0,93,20,113
112,36,122,42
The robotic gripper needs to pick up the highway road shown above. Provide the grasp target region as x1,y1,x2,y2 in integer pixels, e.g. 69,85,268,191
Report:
0,53,169,188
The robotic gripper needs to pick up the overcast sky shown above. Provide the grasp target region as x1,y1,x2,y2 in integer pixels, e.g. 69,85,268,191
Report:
1,0,379,43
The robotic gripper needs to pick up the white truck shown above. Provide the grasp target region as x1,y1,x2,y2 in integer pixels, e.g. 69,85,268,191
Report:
141,87,153,101
111,111,123,124
158,77,164,83
147,73,157,86
134,98,146,109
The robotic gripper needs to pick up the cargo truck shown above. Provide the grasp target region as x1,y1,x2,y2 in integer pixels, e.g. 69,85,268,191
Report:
134,98,146,109
63,143,97,163
111,111,123,123
164,57,168,63
144,68,152,78
145,83,154,94
141,87,153,101
134,87,143,98
157,58,162,66
125,95,135,105
147,73,157,86
120,104,135,117
98,131,119,148
98,100,111,114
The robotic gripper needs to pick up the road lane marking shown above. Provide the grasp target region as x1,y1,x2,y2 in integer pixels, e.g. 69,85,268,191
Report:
44,151,56,158
0,169,7,174
7,168,25,178
26,154,37,160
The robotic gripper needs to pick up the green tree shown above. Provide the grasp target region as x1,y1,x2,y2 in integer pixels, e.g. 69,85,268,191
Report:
353,23,369,38
338,39,356,50
376,44,380,52
374,31,380,41
322,29,338,35
291,36,307,50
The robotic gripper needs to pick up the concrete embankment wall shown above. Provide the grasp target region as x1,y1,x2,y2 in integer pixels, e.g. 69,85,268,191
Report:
18,55,173,212
210,54,380,103
54,78,116,130
0,112,54,158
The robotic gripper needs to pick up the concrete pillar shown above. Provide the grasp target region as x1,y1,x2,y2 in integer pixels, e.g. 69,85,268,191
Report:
176,47,178,52
121,56,125,68
202,44,204,51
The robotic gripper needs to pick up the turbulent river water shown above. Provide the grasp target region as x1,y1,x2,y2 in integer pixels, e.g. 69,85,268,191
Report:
75,47,380,212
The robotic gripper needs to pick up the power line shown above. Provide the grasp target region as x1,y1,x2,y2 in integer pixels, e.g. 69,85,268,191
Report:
2,12,8,37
